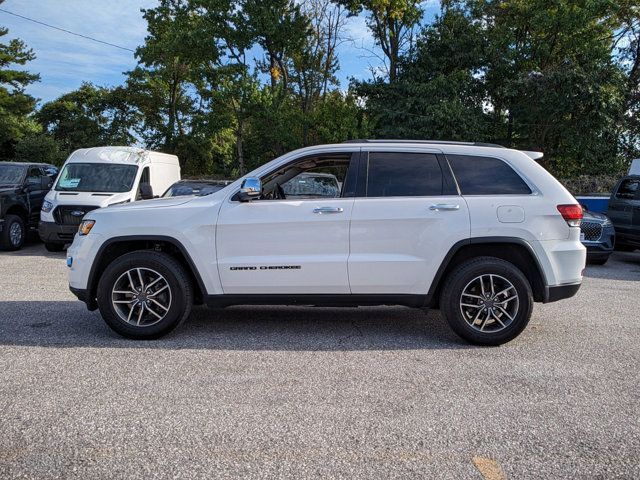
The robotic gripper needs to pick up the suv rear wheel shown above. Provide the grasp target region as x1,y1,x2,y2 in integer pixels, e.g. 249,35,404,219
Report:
0,214,25,251
440,256,533,346
96,250,193,339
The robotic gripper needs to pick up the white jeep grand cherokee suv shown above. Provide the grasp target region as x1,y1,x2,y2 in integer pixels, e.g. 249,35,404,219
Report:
67,140,585,345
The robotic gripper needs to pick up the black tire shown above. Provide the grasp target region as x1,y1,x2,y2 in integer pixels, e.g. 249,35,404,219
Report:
587,257,609,265
96,250,193,339
0,214,26,251
440,256,533,346
44,242,65,252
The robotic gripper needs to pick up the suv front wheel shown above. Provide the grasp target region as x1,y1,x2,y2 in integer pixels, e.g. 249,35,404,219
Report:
440,256,533,346
96,250,193,339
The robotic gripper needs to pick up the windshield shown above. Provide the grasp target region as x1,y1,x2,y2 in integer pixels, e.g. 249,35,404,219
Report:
0,164,25,187
55,163,138,193
163,182,226,198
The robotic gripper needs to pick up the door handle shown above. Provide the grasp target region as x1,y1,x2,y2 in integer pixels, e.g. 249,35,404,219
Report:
313,206,344,214
429,204,460,211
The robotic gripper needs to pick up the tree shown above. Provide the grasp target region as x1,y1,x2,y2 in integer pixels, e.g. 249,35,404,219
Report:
14,134,66,166
357,4,488,140
132,0,210,152
37,83,136,154
243,0,311,96
0,27,40,159
463,0,627,175
338,0,422,82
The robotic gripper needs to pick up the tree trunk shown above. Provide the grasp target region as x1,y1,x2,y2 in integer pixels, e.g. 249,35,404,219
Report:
236,121,245,176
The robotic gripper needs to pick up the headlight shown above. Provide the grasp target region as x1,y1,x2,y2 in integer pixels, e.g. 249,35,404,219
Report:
602,218,613,227
108,199,130,207
42,200,54,213
78,220,95,236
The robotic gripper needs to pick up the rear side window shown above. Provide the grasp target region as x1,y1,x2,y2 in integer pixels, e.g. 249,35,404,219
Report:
366,152,442,197
615,179,639,200
448,155,532,195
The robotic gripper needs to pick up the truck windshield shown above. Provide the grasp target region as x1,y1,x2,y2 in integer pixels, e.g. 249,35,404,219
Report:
0,165,26,187
55,163,138,193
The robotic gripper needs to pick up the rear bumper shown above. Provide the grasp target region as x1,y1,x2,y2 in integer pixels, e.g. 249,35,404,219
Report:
543,282,581,303
39,221,76,244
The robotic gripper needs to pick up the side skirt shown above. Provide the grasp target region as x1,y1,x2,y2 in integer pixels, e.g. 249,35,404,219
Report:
206,294,430,309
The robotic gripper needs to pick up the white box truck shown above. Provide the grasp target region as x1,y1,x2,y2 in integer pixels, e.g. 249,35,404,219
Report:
39,146,180,251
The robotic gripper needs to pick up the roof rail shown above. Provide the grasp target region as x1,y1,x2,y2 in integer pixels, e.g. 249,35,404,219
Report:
342,139,506,148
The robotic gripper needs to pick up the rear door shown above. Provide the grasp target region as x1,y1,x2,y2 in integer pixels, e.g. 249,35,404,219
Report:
608,178,639,237
348,149,470,295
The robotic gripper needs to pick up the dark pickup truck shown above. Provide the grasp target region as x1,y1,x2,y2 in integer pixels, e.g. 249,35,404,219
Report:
607,175,640,252
0,162,58,251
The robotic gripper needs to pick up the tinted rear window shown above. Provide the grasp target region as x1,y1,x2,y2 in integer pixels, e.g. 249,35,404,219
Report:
615,179,639,200
366,152,443,197
447,155,532,195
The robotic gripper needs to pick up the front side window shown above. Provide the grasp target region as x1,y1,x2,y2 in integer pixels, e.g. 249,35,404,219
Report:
259,153,353,200
55,163,138,193
0,165,26,187
26,167,42,185
366,152,443,197
448,155,532,195
615,179,639,200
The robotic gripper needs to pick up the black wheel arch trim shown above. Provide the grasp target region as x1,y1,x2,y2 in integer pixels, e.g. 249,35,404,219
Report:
427,236,550,301
85,235,208,311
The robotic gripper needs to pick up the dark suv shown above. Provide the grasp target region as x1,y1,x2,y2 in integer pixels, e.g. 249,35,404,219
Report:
607,175,640,252
0,162,58,251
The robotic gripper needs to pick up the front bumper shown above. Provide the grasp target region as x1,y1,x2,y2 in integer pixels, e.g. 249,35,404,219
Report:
583,225,615,259
69,286,97,311
39,220,77,244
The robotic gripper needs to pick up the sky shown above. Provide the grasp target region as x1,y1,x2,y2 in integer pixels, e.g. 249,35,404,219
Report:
0,0,441,104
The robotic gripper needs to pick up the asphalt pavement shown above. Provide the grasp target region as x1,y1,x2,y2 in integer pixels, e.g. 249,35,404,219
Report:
0,242,639,479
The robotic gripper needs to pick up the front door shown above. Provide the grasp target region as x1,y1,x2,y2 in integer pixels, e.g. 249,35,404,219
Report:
216,151,358,294
608,178,639,238
348,150,470,295
25,166,47,226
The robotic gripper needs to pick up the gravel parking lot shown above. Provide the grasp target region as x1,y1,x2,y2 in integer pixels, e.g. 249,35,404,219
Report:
1,241,639,479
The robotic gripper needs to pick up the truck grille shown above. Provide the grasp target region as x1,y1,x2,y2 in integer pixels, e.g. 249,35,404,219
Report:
53,205,99,226
580,221,602,241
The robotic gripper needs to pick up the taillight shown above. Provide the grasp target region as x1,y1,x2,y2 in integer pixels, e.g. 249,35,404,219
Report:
557,204,583,227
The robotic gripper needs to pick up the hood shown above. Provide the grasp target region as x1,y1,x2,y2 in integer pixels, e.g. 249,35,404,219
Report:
98,195,195,212
582,209,609,223
46,190,132,208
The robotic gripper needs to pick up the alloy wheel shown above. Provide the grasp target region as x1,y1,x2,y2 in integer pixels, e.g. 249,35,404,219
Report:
111,267,172,327
9,222,22,247
459,274,519,333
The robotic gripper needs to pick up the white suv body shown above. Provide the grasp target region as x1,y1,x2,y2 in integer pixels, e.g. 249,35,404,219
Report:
67,141,585,345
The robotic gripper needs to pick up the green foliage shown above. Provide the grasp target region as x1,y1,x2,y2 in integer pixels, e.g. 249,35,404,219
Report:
338,0,422,81
37,82,136,153
14,134,66,166
0,27,40,159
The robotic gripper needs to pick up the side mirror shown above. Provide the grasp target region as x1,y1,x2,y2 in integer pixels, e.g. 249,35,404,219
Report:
41,176,53,190
140,183,154,200
238,177,261,202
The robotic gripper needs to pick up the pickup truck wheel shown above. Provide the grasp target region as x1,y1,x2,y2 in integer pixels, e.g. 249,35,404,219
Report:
0,214,25,251
440,256,533,346
96,251,193,339
44,242,65,252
